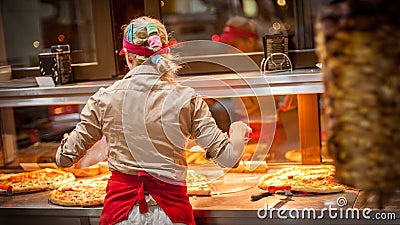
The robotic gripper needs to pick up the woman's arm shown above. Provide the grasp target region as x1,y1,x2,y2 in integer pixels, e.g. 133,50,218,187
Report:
190,95,250,168
56,91,104,167
214,121,251,168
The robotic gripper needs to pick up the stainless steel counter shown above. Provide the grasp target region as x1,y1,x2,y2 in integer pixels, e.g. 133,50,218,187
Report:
2,72,399,224
0,181,357,224
0,69,325,166
0,80,114,107
0,69,323,107
2,171,398,225
0,186,357,222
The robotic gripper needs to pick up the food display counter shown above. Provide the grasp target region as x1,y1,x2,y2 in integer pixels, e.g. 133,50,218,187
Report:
0,170,360,225
0,68,323,164
0,69,399,225
0,170,398,225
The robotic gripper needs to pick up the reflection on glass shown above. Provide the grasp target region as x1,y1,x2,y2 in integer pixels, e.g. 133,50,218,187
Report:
204,95,301,163
1,0,96,68
161,0,295,50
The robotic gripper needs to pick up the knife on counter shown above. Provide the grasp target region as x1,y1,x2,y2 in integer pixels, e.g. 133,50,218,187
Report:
251,185,293,201
0,185,13,195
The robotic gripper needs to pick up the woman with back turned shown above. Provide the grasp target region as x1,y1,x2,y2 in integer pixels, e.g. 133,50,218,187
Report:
56,16,251,225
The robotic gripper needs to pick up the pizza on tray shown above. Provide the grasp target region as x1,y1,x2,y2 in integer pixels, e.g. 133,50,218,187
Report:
49,176,109,207
49,169,212,207
258,165,346,194
0,168,75,195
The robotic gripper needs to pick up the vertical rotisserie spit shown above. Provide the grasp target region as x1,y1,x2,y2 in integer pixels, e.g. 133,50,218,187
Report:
315,0,400,208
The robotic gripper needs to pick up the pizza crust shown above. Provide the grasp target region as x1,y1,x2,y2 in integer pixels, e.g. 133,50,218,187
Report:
290,185,345,194
5,185,48,195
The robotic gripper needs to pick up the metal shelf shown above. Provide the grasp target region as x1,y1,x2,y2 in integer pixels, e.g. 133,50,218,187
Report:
0,69,323,107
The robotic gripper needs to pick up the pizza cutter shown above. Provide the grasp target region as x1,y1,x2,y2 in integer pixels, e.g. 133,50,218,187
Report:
251,185,292,201
0,185,13,195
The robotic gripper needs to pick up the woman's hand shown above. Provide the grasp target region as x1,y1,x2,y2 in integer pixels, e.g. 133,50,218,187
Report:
215,121,252,168
229,121,252,142
74,135,108,169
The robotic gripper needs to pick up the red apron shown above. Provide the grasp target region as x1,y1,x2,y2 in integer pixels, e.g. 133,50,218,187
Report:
100,171,195,225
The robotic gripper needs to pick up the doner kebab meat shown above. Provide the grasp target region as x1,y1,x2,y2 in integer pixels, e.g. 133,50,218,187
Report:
315,0,400,207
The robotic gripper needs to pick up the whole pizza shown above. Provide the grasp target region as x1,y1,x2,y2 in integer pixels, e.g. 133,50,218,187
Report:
0,168,75,195
48,169,214,207
49,176,109,207
258,165,346,193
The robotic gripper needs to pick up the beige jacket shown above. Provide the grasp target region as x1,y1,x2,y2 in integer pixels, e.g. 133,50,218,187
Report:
56,64,230,181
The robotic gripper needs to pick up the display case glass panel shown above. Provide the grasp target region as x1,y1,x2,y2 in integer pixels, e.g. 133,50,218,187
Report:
0,0,115,80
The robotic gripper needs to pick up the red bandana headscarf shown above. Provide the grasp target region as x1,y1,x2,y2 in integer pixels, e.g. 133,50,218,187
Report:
119,39,169,57
220,25,258,43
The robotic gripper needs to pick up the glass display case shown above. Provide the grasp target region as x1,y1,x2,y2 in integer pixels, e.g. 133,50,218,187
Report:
0,67,355,225
0,0,116,80
2,1,386,225
0,65,325,167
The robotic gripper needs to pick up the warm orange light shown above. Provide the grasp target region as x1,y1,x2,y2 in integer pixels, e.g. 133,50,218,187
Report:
66,105,72,112
53,107,63,115
58,34,65,42
33,41,40,48
211,34,220,42
277,0,286,7
168,38,178,46
273,22,281,31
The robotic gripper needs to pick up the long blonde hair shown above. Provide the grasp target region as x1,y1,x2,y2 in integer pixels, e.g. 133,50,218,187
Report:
122,16,179,82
